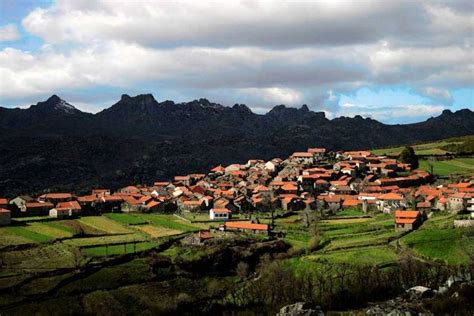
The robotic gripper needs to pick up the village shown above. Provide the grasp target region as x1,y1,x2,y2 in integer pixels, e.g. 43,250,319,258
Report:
0,145,473,315
1,146,473,235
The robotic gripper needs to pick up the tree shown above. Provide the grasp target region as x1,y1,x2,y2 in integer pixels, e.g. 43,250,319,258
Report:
427,157,435,175
398,146,419,169
307,219,321,253
236,261,250,280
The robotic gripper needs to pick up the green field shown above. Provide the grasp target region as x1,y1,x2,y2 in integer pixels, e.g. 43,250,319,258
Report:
83,241,159,256
278,210,474,267
400,215,474,265
137,214,207,231
307,246,399,266
278,212,398,260
371,135,473,156
336,208,365,217
1,226,54,243
104,213,149,225
1,244,78,271
58,259,153,294
418,158,474,176
78,216,132,234
0,214,199,250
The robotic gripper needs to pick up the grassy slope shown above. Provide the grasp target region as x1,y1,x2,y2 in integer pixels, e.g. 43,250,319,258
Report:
281,210,473,268
370,135,473,156
400,214,474,265
369,135,474,176
418,158,474,176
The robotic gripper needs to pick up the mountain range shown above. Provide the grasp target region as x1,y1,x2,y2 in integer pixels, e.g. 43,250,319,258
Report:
0,94,473,196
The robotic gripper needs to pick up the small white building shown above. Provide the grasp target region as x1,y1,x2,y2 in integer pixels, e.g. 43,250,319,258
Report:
0,208,11,226
49,208,73,219
209,208,231,220
467,197,474,219
49,201,81,218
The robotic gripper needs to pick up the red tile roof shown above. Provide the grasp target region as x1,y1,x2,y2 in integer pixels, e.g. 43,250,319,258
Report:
416,201,431,208
281,183,298,191
174,176,190,181
56,201,81,210
40,193,72,199
102,195,124,202
395,210,420,218
225,221,268,231
380,192,403,200
212,208,231,214
183,200,202,206
145,200,161,209
291,152,313,158
154,181,171,187
77,195,97,203
26,202,54,209
343,199,359,207
307,147,326,153
198,230,213,240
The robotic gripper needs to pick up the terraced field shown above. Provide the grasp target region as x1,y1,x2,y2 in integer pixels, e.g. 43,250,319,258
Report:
307,246,399,266
0,213,202,268
1,244,77,271
78,216,132,234
135,225,182,237
418,158,474,176
400,214,474,265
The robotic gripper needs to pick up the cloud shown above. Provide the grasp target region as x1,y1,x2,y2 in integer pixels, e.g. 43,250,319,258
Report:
338,103,445,123
240,87,303,106
0,0,471,123
422,87,452,103
0,24,20,42
21,0,473,49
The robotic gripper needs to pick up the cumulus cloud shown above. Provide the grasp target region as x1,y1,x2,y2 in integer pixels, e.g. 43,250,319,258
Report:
0,24,20,42
338,103,446,123
21,0,473,49
422,87,452,103
240,87,303,106
0,0,471,122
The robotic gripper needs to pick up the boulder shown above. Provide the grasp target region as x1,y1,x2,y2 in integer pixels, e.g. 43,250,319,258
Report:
277,302,324,316
407,286,434,299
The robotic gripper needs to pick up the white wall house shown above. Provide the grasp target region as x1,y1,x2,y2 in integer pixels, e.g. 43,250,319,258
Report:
209,208,231,220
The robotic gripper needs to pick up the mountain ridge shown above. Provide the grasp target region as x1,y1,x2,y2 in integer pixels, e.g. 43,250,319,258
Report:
0,93,472,196
1,93,471,124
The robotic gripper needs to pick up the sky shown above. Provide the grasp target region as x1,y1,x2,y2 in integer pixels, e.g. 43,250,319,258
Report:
0,0,472,124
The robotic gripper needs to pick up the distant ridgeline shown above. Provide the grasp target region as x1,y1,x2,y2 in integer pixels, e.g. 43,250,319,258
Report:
0,94,473,195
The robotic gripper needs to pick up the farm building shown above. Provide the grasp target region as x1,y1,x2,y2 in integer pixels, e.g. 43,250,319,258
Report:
187,230,214,245
222,221,269,234
395,210,423,231
448,193,469,213
49,201,81,218
38,193,73,204
210,208,231,220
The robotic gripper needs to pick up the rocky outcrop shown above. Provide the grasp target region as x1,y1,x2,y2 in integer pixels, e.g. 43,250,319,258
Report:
277,302,324,316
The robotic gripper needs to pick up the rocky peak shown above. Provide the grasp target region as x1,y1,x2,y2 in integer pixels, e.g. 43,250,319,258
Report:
31,95,81,115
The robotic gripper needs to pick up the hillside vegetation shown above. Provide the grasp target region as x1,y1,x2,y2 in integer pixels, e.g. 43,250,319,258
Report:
371,135,474,156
